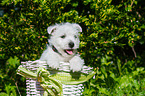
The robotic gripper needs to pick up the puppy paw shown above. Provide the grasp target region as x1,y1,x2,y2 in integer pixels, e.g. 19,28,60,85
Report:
47,60,60,69
69,55,84,72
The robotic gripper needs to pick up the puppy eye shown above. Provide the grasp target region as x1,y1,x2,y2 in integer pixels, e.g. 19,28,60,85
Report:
74,35,77,38
61,35,66,38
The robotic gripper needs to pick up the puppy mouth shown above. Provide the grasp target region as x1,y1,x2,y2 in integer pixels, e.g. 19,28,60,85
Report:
64,49,74,55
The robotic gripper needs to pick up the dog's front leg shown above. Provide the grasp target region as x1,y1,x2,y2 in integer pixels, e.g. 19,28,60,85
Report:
46,55,60,69
69,55,84,72
40,50,60,69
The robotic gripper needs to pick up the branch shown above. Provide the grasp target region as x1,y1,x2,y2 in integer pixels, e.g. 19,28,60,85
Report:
15,81,21,96
122,49,127,63
131,46,137,58
130,0,135,7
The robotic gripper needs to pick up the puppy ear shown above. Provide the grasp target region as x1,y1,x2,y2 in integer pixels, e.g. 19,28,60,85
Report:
73,24,82,32
47,25,57,34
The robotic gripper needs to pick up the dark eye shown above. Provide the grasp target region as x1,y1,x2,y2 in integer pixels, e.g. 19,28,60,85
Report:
61,35,66,38
74,35,77,38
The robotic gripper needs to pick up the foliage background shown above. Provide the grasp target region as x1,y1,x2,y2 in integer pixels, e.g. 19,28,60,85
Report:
1,0,145,95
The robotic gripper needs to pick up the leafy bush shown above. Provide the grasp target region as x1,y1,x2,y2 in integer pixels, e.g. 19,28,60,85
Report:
0,56,26,96
1,0,145,95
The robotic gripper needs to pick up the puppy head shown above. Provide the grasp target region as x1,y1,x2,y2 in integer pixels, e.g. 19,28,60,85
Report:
47,22,82,57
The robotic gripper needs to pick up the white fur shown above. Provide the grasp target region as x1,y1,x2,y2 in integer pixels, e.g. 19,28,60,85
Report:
40,22,84,72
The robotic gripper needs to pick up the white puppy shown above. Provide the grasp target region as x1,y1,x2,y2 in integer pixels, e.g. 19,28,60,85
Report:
40,22,84,72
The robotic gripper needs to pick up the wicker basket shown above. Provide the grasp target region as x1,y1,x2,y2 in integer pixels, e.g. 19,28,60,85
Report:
21,60,93,96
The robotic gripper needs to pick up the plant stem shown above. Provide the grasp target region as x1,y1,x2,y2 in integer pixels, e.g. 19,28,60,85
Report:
15,81,21,96
131,46,136,58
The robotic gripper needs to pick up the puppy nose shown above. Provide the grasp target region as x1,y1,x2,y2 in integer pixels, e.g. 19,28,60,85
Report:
69,42,74,48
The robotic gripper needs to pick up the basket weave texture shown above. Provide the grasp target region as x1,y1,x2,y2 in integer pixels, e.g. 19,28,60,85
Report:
21,60,93,96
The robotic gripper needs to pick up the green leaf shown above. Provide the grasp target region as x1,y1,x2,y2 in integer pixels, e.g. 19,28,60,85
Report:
0,92,9,96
